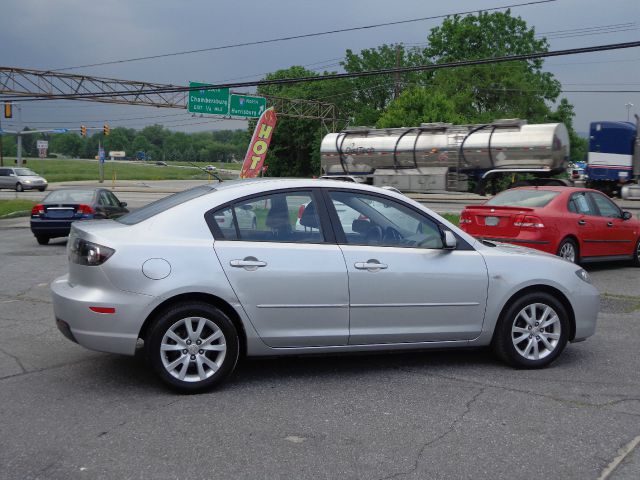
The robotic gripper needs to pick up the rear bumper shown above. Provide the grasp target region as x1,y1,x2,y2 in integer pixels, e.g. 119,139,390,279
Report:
31,218,72,237
51,274,155,356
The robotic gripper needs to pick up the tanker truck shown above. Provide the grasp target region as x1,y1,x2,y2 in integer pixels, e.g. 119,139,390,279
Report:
320,119,570,194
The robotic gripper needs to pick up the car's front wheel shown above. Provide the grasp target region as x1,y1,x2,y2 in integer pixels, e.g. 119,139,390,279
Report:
493,292,569,369
35,236,49,245
15,183,24,192
557,238,579,264
147,302,239,393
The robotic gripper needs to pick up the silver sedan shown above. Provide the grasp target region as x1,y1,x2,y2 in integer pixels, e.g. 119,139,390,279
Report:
51,179,599,392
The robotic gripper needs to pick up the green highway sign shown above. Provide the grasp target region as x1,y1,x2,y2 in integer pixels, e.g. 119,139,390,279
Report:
188,82,229,115
230,94,267,118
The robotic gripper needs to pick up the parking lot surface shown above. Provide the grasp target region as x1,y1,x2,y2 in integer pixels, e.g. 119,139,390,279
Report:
1,219,639,479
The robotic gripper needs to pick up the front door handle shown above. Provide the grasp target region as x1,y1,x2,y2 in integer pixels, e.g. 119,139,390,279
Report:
607,222,614,227
578,220,586,226
230,257,267,271
354,260,388,271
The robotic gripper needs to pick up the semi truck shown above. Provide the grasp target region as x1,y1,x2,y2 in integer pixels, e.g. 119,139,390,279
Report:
320,119,571,194
587,115,640,200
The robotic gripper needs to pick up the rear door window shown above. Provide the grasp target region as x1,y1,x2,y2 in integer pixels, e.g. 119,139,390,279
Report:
210,191,325,243
568,192,595,215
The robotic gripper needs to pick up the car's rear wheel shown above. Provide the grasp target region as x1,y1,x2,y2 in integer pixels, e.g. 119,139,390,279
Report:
557,238,579,264
632,238,640,267
493,292,569,369
35,235,49,245
147,302,239,393
15,183,23,192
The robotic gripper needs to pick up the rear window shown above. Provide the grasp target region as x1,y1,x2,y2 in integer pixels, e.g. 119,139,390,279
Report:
45,190,95,203
116,185,215,225
486,189,560,208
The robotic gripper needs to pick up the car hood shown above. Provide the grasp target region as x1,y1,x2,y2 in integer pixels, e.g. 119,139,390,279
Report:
477,239,558,259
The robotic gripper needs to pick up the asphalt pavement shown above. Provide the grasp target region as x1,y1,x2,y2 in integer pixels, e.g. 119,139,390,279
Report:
0,187,639,479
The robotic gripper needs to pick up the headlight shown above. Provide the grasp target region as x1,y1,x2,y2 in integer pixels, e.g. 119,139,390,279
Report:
24,180,32,184
575,268,591,284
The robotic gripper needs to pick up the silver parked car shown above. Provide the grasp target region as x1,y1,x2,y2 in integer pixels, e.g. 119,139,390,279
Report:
51,179,599,392
0,167,48,191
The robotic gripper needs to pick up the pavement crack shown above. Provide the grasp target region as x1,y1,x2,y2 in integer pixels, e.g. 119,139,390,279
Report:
0,346,27,374
378,387,486,480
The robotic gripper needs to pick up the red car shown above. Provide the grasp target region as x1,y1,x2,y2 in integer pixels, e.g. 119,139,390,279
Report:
460,186,640,265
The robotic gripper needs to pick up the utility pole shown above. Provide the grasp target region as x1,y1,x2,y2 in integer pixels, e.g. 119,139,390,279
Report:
16,103,23,166
394,44,402,100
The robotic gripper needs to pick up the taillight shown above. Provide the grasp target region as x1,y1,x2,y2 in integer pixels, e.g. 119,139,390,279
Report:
297,204,306,219
31,204,44,216
68,237,115,266
77,204,94,214
514,214,545,228
459,211,472,224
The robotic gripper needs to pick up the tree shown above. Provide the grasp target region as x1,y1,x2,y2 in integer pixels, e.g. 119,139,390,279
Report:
49,132,84,157
377,88,466,127
419,10,561,124
341,44,427,125
256,66,351,177
547,98,588,163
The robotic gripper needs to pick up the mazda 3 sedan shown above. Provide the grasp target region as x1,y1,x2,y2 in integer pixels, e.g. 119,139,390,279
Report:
51,179,599,392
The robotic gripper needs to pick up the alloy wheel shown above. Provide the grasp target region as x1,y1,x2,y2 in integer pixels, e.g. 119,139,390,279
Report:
559,242,576,263
160,316,227,382
511,303,561,361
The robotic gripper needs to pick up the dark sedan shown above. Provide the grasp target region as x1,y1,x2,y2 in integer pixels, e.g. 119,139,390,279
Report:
31,188,129,245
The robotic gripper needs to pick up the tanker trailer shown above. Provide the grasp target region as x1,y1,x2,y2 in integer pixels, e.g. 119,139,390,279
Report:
320,119,570,194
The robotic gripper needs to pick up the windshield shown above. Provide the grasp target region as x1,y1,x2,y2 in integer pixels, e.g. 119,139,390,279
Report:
486,189,560,208
116,185,216,225
15,168,38,176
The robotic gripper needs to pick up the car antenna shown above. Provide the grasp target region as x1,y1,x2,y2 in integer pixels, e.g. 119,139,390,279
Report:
187,162,223,182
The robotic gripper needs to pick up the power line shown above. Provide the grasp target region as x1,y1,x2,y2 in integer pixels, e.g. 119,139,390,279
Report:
51,0,556,71
5,40,639,103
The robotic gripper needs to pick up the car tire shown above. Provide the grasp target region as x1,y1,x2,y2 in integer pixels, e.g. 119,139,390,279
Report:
15,183,24,192
493,292,569,369
632,238,640,267
35,236,49,245
557,238,579,264
147,302,239,393
38,187,46,192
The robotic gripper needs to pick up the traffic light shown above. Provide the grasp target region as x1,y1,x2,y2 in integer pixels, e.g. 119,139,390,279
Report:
103,123,110,136
3,102,12,119
80,125,87,137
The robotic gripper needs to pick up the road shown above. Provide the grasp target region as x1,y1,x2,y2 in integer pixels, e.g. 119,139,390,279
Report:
2,180,640,216
0,213,639,479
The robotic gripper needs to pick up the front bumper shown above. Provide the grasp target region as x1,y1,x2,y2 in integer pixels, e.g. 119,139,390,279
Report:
51,274,154,356
571,282,600,342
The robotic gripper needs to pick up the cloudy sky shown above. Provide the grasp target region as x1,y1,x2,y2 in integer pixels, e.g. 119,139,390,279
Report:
1,0,639,135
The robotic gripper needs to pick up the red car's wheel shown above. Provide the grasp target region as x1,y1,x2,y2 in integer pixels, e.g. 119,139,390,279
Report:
557,238,579,264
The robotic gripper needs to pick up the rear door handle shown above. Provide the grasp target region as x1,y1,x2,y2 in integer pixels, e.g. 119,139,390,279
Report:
578,220,586,225
354,260,388,271
230,257,267,270
607,222,614,227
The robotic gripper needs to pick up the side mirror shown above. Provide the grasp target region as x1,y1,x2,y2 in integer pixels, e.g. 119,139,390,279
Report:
622,211,632,220
443,230,457,250
240,204,252,211
120,202,128,208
